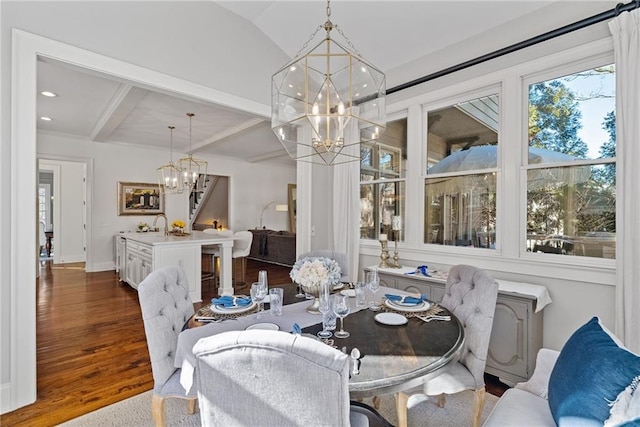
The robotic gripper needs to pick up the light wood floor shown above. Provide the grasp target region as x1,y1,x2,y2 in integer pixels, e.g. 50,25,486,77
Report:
0,259,292,426
1,259,508,427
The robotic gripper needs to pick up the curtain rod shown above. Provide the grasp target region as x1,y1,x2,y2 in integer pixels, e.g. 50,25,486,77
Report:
387,0,640,95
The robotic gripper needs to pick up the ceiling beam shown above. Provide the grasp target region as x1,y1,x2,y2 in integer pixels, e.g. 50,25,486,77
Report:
247,148,291,164
190,118,265,153
90,84,148,142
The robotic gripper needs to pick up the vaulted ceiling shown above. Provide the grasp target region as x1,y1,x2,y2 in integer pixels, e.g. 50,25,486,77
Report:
36,1,616,166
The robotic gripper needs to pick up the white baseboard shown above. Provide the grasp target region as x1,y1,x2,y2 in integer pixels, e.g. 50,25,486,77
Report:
86,262,116,273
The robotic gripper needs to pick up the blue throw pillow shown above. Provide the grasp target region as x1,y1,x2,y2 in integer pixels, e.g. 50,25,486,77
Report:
548,317,640,426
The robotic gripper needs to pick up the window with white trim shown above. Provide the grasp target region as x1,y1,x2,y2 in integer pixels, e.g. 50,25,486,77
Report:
424,94,499,249
360,117,407,241
525,64,616,259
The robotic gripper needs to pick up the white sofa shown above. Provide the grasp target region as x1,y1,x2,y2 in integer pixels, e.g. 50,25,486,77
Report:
484,317,640,427
483,348,559,426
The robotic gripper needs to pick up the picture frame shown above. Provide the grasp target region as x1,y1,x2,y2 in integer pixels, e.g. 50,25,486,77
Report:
117,181,164,216
288,183,297,233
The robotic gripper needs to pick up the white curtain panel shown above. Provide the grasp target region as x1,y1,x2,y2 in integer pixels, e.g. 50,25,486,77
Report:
331,122,361,282
609,8,640,354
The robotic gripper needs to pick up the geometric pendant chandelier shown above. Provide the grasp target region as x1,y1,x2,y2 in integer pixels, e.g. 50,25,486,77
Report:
157,125,184,194
177,112,208,193
271,0,386,165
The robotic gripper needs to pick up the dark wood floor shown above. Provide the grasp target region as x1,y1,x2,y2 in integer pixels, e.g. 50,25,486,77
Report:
1,259,508,426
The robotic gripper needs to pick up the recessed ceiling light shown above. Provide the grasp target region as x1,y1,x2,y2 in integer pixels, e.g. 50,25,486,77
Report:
40,116,53,121
40,91,58,97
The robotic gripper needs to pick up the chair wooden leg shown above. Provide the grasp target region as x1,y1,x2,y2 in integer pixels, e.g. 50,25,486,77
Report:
395,392,409,427
437,393,446,408
372,395,381,409
151,394,166,427
187,398,197,414
472,387,486,427
241,256,246,284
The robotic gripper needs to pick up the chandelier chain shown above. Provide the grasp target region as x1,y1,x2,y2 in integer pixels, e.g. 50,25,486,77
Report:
168,125,175,162
293,24,324,59
334,24,362,58
187,112,194,153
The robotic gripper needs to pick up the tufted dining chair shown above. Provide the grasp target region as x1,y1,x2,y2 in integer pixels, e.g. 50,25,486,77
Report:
298,250,349,282
393,264,499,427
138,266,198,427
193,329,392,427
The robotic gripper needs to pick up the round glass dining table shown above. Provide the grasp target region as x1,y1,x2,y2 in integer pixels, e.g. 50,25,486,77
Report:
183,285,465,399
302,306,464,398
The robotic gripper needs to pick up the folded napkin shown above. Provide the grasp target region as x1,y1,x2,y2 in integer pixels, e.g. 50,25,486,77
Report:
212,296,252,307
385,294,426,305
405,265,431,277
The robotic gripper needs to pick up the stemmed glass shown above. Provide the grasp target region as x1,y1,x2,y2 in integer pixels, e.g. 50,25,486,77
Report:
251,282,267,319
367,270,381,311
258,270,268,290
294,281,306,298
317,283,333,338
333,294,351,338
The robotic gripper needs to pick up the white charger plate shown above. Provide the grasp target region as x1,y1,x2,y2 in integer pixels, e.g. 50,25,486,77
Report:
211,301,257,314
384,299,431,312
375,312,408,326
245,322,279,331
332,283,345,291
340,289,356,298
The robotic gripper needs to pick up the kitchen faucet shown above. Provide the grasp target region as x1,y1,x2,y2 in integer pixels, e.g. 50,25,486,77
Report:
153,213,168,236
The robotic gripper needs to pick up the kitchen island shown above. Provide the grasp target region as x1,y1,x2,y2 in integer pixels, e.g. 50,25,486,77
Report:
115,231,235,302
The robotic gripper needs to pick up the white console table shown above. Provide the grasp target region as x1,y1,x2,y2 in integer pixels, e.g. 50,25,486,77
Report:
368,266,551,385
115,231,236,302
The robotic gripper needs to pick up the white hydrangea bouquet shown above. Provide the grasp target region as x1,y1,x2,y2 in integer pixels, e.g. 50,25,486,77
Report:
290,257,341,313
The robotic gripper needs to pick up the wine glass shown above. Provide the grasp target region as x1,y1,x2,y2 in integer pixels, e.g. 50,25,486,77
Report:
258,270,268,287
333,294,351,338
250,282,267,319
367,270,381,311
257,270,269,310
317,283,333,338
295,281,306,298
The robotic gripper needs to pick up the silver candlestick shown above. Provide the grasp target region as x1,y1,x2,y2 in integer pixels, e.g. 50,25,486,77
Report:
378,239,391,268
391,230,402,268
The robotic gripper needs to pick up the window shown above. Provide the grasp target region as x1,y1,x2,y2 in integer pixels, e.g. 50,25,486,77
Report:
526,65,616,259
360,118,407,241
38,184,51,227
424,94,499,248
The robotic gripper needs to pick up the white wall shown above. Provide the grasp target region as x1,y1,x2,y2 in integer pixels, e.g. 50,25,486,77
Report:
37,132,295,272
1,1,288,106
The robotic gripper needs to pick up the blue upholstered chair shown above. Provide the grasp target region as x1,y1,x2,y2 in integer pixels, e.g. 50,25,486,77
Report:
394,264,499,427
193,330,392,427
138,266,197,427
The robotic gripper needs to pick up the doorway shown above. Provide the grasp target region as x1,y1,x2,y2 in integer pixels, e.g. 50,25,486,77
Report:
38,158,88,267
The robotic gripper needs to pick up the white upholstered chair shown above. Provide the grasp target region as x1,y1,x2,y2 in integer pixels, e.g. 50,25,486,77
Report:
394,264,499,427
202,230,253,286
193,330,392,427
298,250,349,282
138,266,197,427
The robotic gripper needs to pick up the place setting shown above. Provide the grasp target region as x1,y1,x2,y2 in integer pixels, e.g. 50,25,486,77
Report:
379,292,449,321
194,295,257,323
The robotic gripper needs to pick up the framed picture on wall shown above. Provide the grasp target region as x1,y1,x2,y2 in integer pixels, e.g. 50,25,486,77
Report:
117,182,164,216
